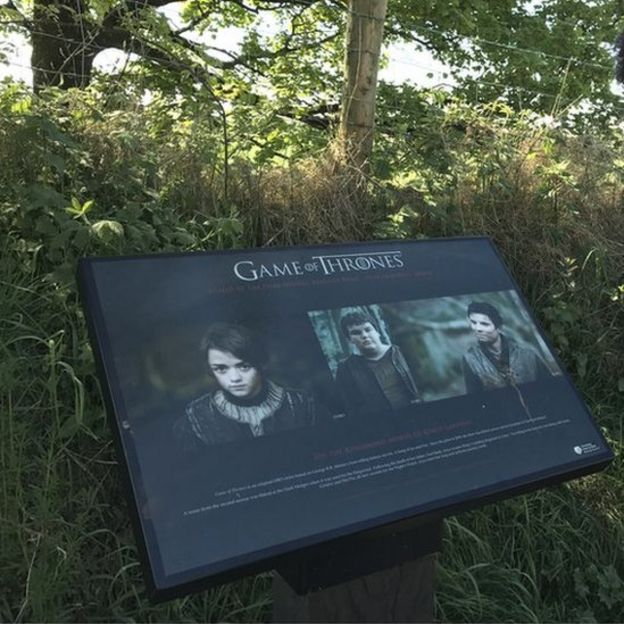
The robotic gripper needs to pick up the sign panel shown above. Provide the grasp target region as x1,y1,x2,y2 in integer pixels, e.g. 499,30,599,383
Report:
78,237,613,601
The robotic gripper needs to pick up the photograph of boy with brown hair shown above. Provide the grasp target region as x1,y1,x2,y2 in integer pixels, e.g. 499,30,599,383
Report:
462,301,551,393
335,310,422,417
309,292,559,410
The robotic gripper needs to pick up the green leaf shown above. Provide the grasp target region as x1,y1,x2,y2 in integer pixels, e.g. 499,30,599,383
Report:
34,216,58,236
91,220,125,240
46,153,65,174
26,184,65,210
73,226,91,250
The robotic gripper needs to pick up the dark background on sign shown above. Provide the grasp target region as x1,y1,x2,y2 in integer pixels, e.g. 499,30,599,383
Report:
147,378,605,585
86,239,609,589
92,239,513,425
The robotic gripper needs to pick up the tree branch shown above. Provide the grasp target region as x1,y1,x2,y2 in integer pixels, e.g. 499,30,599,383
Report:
173,7,215,36
276,101,340,129
127,0,183,10
615,31,624,83
98,0,227,71
97,27,200,73
101,0,181,32
221,29,340,69
385,26,436,52
225,0,322,15
231,0,318,9
258,0,319,7
228,0,258,13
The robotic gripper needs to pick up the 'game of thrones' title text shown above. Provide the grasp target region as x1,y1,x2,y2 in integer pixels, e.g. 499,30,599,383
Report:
233,251,404,282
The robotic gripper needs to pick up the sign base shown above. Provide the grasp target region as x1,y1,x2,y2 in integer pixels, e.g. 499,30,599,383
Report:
273,517,442,621
273,550,437,622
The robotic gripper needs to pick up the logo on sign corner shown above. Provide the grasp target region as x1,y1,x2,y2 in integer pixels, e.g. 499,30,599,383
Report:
573,443,600,455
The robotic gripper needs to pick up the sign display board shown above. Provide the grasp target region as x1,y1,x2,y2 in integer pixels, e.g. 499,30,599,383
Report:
78,237,613,601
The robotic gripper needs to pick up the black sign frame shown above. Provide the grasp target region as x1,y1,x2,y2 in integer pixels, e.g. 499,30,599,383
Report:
78,236,613,602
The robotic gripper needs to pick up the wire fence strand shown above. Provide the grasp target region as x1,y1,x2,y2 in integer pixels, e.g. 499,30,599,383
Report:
3,53,624,117
1,14,622,117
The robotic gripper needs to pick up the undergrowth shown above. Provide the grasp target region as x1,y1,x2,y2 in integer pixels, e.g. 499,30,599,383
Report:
0,84,623,622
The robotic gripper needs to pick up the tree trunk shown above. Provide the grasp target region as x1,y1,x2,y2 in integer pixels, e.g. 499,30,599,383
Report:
337,0,388,172
31,0,98,92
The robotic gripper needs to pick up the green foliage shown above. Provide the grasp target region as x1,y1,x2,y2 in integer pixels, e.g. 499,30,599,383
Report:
0,84,246,272
1,39,624,621
386,0,621,125
370,97,624,622
0,83,263,623
6,0,620,128
573,563,624,621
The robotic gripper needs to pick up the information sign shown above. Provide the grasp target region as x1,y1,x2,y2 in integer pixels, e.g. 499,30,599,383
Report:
78,237,613,601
